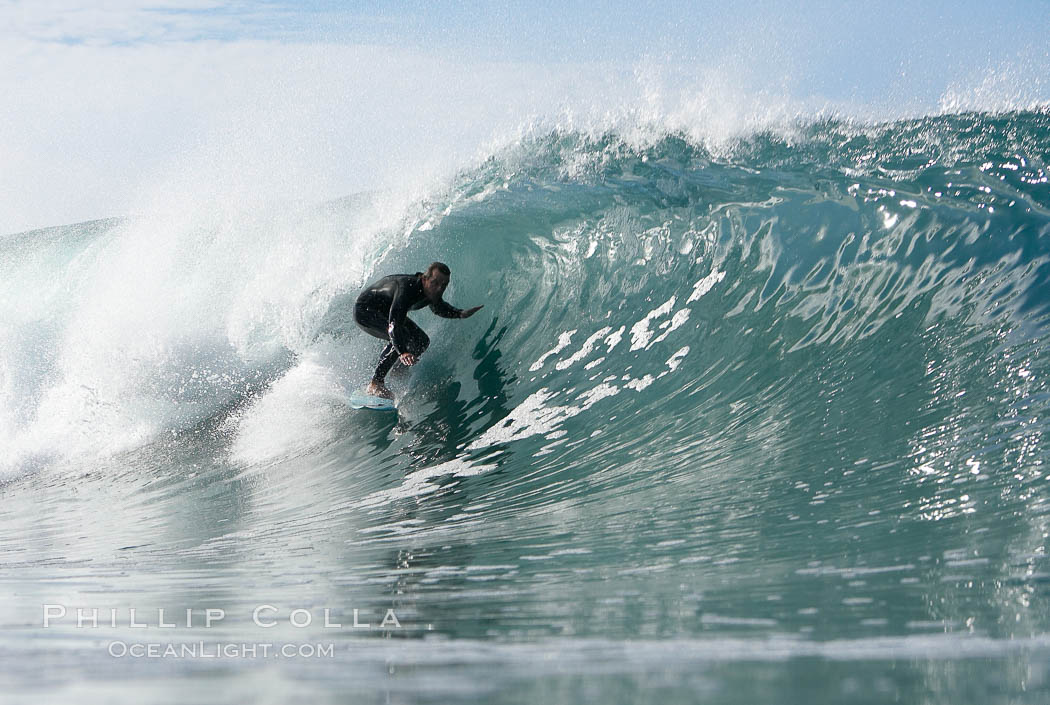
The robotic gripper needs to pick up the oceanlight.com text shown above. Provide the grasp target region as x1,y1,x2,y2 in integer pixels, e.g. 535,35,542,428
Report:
108,641,336,659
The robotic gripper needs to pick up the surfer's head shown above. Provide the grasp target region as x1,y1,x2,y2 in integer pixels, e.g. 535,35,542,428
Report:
422,262,450,300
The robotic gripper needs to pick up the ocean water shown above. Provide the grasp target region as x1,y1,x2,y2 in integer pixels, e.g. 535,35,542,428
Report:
2,108,1050,703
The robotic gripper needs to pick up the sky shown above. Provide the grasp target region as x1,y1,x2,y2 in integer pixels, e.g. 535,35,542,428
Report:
2,0,1048,234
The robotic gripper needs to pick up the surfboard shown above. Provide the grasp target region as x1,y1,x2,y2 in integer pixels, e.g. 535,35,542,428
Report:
348,392,397,412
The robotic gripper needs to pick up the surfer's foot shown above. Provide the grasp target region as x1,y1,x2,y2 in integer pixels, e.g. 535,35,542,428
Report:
366,381,394,400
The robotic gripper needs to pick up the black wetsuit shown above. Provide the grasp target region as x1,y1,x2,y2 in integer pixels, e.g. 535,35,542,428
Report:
354,273,464,384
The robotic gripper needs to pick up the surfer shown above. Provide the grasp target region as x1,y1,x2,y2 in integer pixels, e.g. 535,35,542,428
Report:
354,262,483,399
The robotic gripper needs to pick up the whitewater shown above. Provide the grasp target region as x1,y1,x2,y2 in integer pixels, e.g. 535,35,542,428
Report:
3,33,1050,705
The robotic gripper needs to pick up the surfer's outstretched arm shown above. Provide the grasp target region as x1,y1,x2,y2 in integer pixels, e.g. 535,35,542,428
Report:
428,298,462,319
430,299,483,319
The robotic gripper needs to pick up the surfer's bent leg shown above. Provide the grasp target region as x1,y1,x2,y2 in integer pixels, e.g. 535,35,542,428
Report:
399,318,430,358
353,301,430,384
372,318,429,383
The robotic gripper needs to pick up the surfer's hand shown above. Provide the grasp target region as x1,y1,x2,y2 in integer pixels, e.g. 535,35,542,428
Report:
461,306,483,318
399,352,417,366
